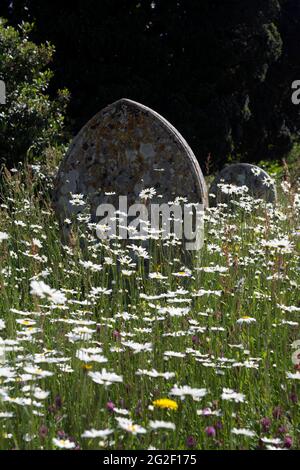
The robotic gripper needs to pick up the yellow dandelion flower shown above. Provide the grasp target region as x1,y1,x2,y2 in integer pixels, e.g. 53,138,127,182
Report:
82,364,93,371
153,398,178,411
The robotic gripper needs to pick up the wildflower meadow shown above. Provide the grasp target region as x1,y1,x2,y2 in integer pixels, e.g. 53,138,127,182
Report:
0,164,299,450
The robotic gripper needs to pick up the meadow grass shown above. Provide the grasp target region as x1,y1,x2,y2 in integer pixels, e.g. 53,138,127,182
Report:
0,165,299,450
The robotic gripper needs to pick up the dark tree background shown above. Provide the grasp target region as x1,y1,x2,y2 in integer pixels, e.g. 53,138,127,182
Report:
1,0,300,170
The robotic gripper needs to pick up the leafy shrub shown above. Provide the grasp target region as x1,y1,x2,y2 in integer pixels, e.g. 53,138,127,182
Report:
0,18,69,167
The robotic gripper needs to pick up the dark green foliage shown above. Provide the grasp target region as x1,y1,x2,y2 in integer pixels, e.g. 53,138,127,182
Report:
1,1,299,169
240,0,300,162
0,19,69,167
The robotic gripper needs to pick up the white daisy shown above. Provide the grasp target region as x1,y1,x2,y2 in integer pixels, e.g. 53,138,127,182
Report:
116,417,147,435
149,420,176,431
52,438,76,449
231,428,256,437
81,429,113,438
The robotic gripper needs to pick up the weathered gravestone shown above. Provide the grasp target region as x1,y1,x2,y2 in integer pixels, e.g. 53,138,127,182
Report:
209,163,277,207
53,98,208,240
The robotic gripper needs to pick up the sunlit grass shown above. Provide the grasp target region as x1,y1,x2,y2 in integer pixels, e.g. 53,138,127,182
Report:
0,165,299,450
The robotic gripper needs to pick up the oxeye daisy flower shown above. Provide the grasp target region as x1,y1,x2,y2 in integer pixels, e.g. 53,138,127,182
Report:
262,176,275,187
116,417,146,435
236,316,256,324
149,272,168,280
30,280,67,305
251,167,261,176
152,398,178,411
221,388,246,403
121,340,152,354
23,365,53,377
170,385,207,401
52,438,75,449
261,237,293,252
0,232,9,243
136,369,175,380
69,193,86,207
231,428,256,437
218,183,249,195
286,372,300,380
127,244,149,259
149,420,176,431
197,408,221,417
260,437,282,445
88,369,123,386
139,187,156,200
172,269,192,277
81,429,113,438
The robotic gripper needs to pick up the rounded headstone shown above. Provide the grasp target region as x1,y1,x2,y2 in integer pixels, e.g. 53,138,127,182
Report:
53,98,208,238
209,163,277,207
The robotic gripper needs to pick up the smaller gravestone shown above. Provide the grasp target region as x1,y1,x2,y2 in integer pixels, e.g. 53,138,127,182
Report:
209,163,277,207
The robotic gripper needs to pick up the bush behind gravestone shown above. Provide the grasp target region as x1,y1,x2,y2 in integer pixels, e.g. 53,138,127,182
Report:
0,18,69,167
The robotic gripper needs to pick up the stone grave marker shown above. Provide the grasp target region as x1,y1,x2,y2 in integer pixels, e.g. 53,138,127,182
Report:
53,98,208,241
209,163,277,207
